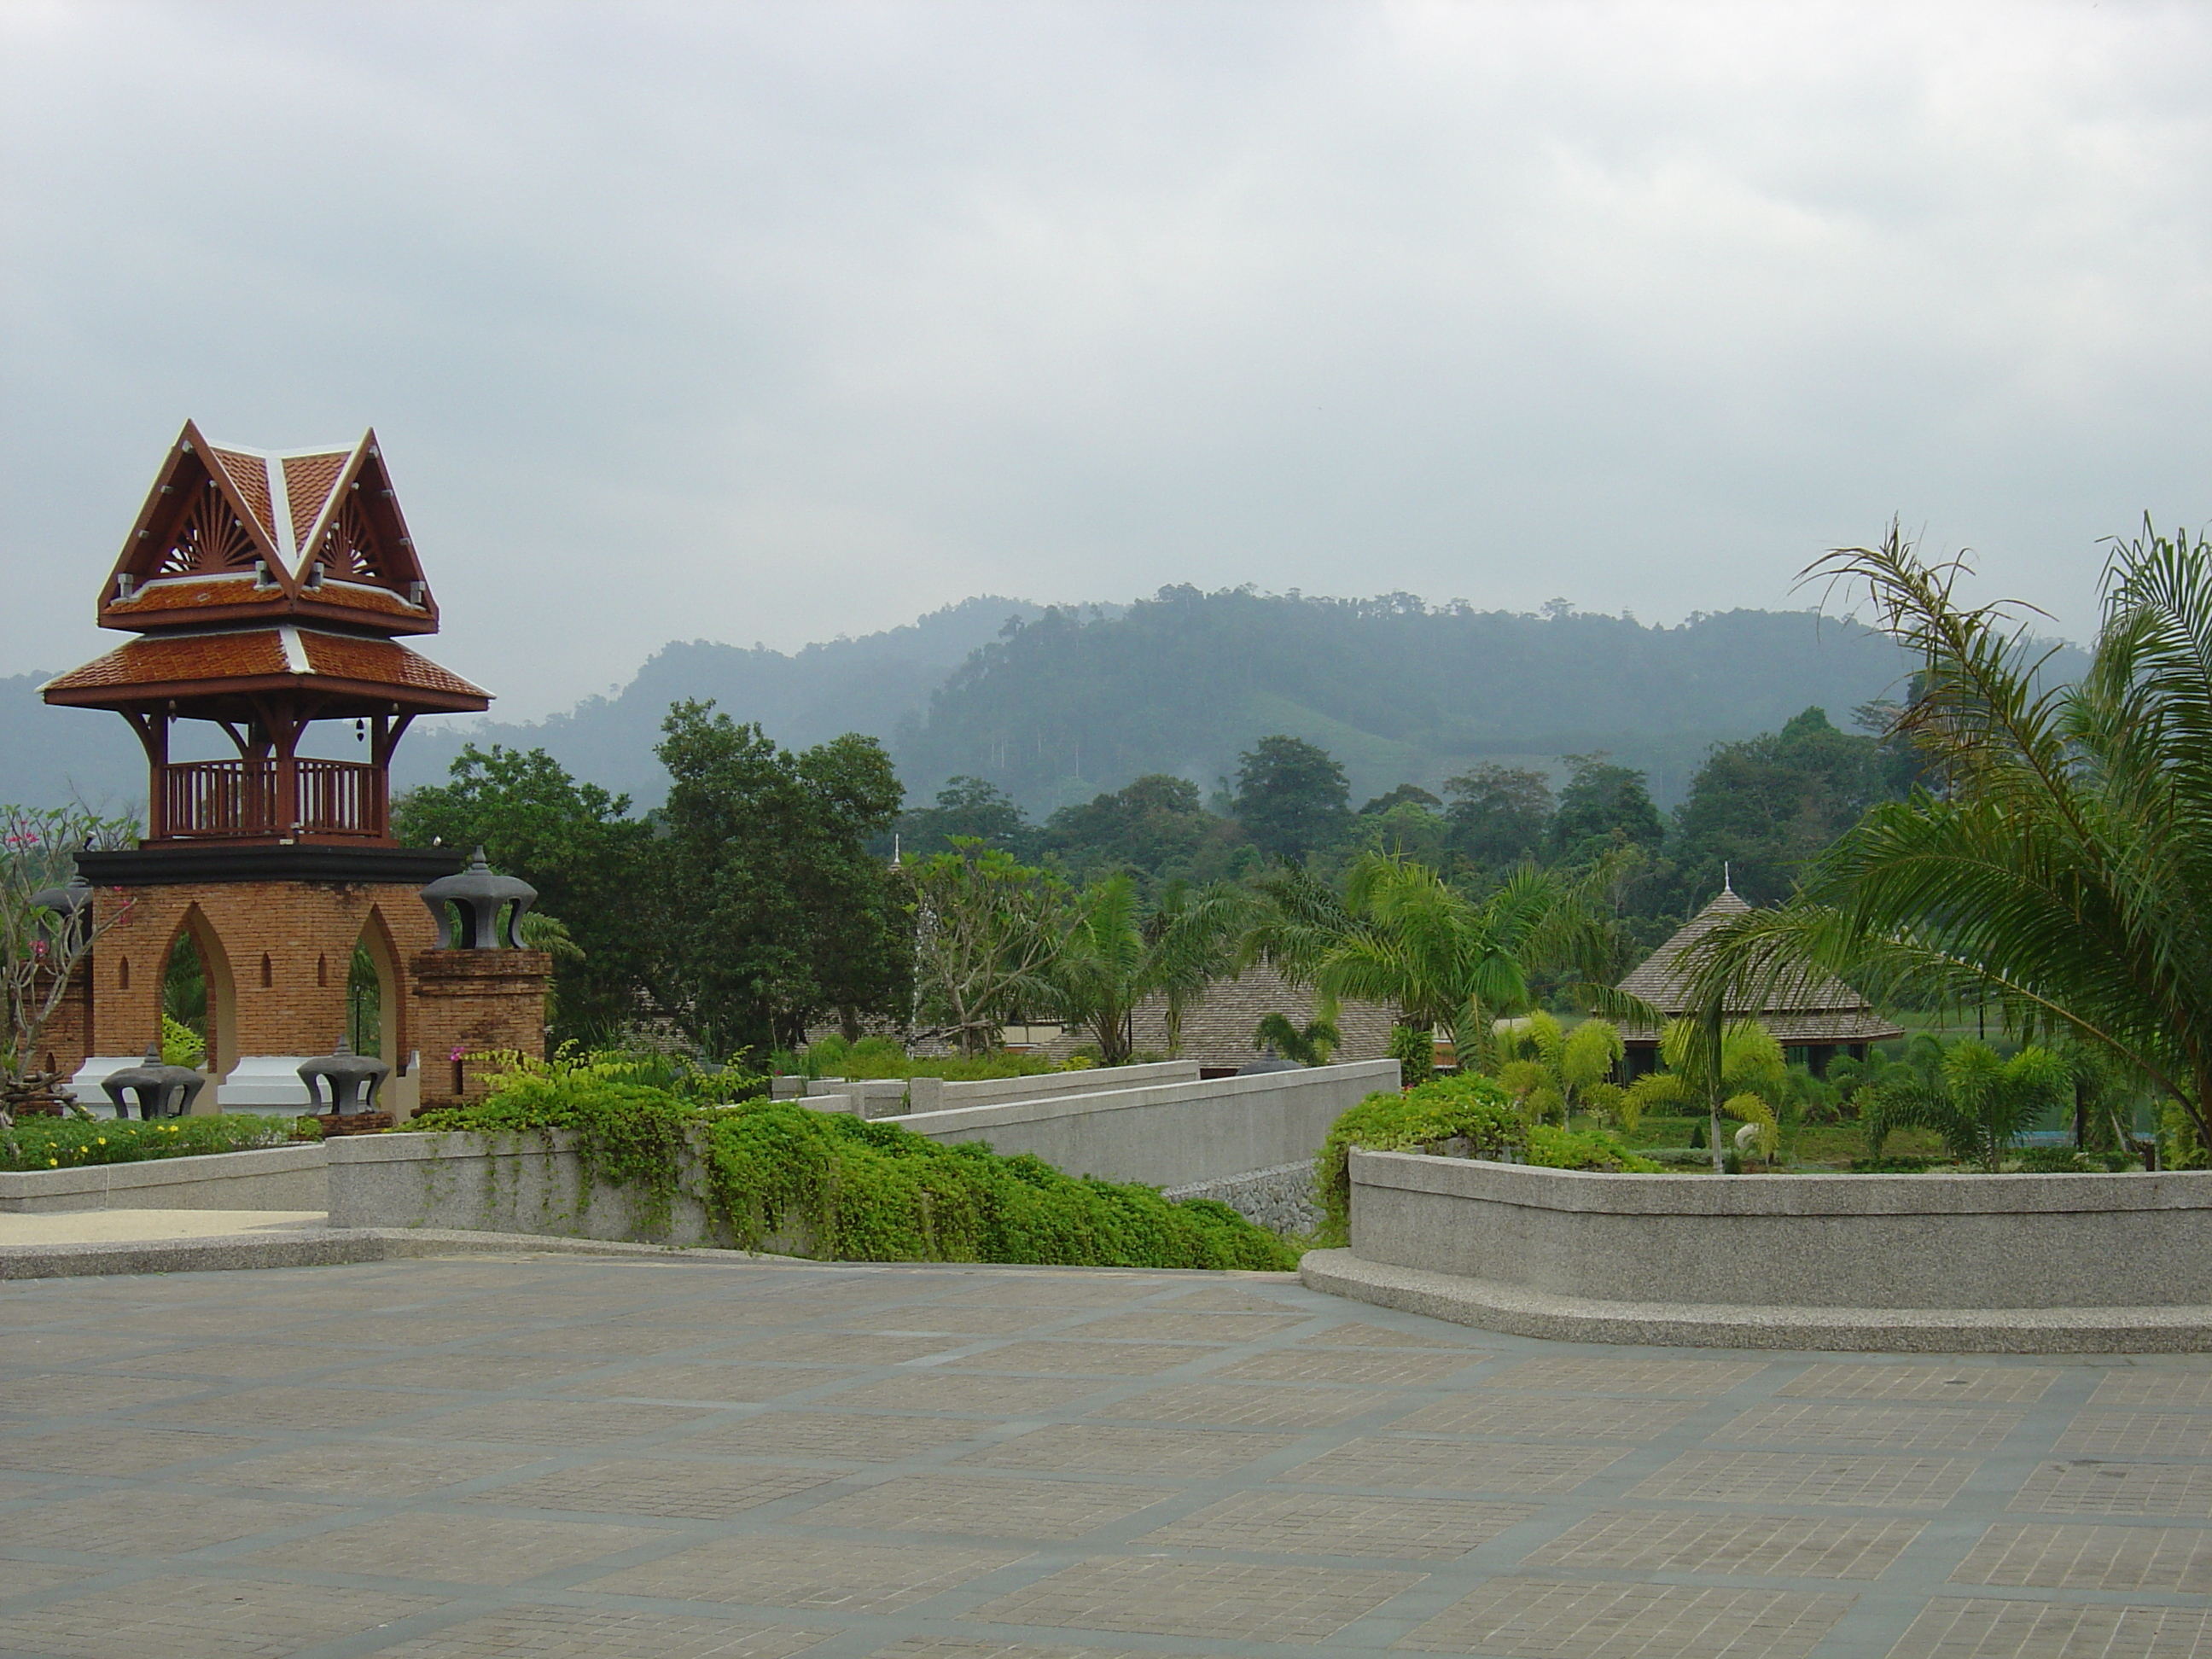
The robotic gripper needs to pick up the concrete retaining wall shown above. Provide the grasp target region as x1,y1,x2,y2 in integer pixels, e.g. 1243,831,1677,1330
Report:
329,1060,1398,1244
325,1131,736,1246
900,1060,1397,1189
904,1060,1200,1115
0,1143,329,1214
1346,1150,2212,1309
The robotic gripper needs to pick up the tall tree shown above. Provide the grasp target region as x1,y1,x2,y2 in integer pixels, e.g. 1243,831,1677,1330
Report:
1286,853,1617,1069
1669,707,1889,905
894,776,1036,861
651,701,906,1056
1443,764,1554,868
1551,754,1664,860
1,804,136,1120
1233,736,1352,863
1043,773,1243,886
393,745,652,1044
1693,521,2212,1146
907,840,1068,1054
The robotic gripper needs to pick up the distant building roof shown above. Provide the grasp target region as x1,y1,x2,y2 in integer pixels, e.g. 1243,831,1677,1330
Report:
1615,886,1903,1046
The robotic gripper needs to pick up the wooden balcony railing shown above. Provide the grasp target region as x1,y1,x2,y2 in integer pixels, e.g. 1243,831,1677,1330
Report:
154,759,387,841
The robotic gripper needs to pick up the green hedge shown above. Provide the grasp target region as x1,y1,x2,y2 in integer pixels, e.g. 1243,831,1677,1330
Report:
1313,1074,1662,1239
0,1115,302,1173
413,1068,1296,1271
1315,1074,1522,1236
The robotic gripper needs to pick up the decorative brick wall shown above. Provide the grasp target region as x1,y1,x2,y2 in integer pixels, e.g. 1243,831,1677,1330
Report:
410,948,552,1112
87,880,438,1073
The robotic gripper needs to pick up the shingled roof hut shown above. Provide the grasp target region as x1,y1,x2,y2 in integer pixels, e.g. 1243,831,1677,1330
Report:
1615,885,1902,1077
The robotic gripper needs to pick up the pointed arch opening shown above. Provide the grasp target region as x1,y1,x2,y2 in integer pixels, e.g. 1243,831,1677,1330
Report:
350,907,405,1064
160,906,236,1079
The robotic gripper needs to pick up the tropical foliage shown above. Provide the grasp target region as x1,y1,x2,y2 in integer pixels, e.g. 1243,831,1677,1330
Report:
1622,1017,1790,1168
1492,1011,1626,1128
416,1057,1295,1268
1690,521,2212,1151
1860,1039,2070,1171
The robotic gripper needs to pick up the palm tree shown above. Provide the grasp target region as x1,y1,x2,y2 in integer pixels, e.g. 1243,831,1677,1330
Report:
1688,521,2212,1152
1624,1016,1790,1170
1860,1038,2070,1171
1300,854,1618,1073
1493,1010,1627,1129
1050,875,1243,1066
1253,1011,1341,1066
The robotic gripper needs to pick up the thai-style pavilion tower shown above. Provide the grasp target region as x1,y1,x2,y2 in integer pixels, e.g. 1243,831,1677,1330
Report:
38,422,524,1110
1614,884,1904,1078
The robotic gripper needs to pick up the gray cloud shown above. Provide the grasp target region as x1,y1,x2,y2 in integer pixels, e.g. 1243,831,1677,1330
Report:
3,1,2207,719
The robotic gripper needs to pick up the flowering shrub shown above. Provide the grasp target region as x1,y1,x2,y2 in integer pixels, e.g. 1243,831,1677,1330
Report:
1,1115,296,1172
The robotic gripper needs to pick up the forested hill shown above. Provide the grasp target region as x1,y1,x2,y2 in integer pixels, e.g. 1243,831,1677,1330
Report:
894,591,1929,814
394,596,1051,802
1,588,2075,818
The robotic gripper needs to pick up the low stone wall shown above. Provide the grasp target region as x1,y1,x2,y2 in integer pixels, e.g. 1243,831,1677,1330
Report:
325,1131,738,1247
329,1062,1397,1246
0,1144,329,1214
1305,1150,2212,1350
900,1060,1398,1190
904,1060,1201,1115
1161,1162,1320,1236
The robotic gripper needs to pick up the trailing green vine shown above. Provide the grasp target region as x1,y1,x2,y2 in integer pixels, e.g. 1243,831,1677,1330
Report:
412,1057,1295,1271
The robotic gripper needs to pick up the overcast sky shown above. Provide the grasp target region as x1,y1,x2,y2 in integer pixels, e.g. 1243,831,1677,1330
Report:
3,1,2207,719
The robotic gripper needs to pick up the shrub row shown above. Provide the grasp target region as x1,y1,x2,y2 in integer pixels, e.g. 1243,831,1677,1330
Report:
0,1114,304,1173
1314,1074,1660,1238
413,1065,1297,1271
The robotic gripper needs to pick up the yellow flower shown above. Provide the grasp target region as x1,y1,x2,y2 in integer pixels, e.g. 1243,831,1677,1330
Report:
48,1158,58,1166
96,1138,106,1145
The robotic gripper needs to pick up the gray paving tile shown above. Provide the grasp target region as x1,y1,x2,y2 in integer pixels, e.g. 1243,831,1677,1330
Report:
0,1575,446,1659
1778,1364,2059,1403
209,1441,542,1497
1393,1394,1699,1441
1952,1522,2212,1591
2087,1368,2212,1410
1396,1575,1854,1657
584,1534,1025,1610
7,1254,2211,1659
1097,1382,1399,1428
798,1471,1180,1539
1522,1509,1924,1579
676,1411,989,1463
2011,1461,2212,1517
1138,1488,1537,1558
940,1341,1225,1376
469,1458,843,1519
1721,1400,2023,1452
1888,1596,2212,1657
366,1608,831,1657
963,1555,1422,1641
963,1423,1298,1476
2054,1412,2212,1456
1630,1451,1980,1509
1281,1435,1632,1494
1480,1356,1769,1395
0,1425,261,1475
562,1362,859,1402
26,1487,341,1553
239,1510,666,1584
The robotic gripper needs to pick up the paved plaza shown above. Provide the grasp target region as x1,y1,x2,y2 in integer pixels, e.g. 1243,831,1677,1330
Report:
3,1254,2211,1658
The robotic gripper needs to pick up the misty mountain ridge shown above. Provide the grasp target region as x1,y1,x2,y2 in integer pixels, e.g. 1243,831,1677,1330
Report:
2,586,2084,820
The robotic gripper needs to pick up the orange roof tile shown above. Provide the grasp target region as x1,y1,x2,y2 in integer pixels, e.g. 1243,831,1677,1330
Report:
208,448,279,545
299,632,486,699
44,630,289,692
281,451,350,550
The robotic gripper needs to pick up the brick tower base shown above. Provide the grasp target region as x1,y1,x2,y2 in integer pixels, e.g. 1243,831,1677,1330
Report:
410,948,553,1114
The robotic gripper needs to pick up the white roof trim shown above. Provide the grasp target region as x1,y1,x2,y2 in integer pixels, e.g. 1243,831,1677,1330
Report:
276,625,312,676
264,453,296,559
